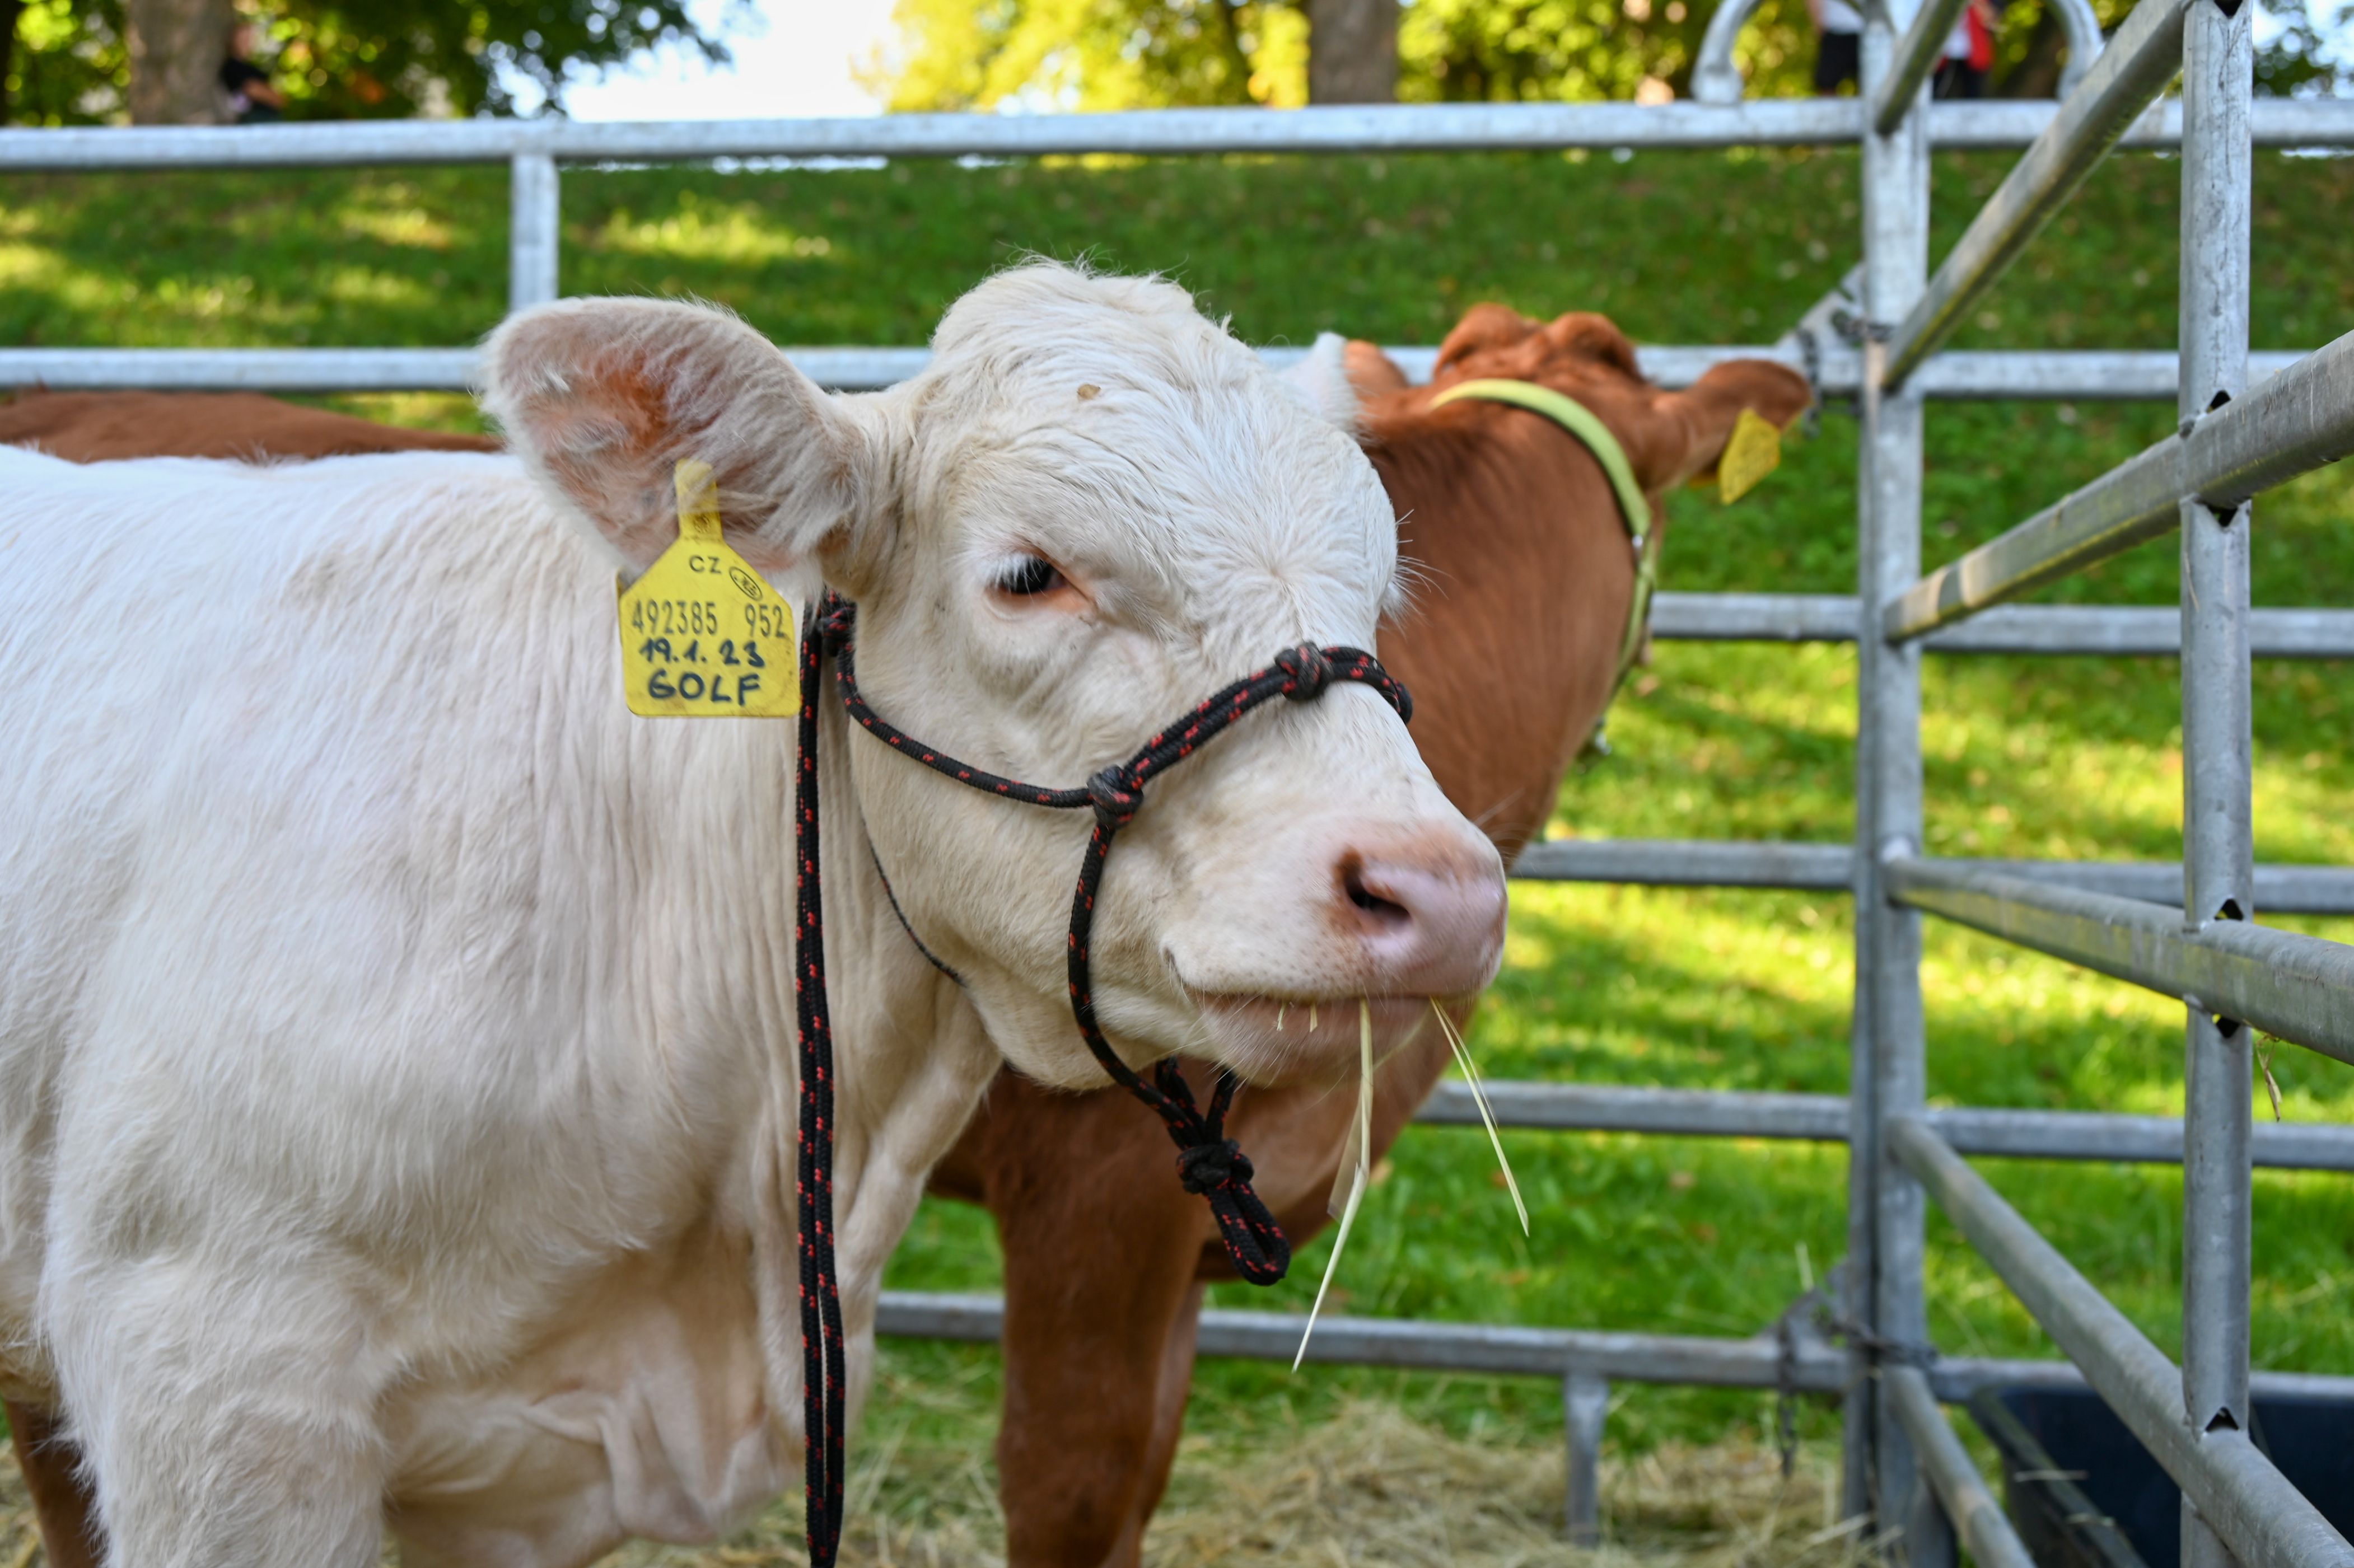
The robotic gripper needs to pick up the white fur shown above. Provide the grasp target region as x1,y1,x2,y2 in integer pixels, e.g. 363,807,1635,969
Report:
0,264,1497,1566
1276,331,1363,433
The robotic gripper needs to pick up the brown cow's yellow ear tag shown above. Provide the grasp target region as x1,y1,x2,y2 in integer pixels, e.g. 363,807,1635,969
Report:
616,460,800,718
1717,407,1784,505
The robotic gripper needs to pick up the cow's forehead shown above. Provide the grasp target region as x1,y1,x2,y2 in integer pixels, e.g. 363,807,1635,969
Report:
900,267,1397,643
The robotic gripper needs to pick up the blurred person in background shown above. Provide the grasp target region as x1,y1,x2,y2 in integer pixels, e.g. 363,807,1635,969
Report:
1934,0,2002,97
1807,0,1865,93
1812,0,1996,96
219,25,287,123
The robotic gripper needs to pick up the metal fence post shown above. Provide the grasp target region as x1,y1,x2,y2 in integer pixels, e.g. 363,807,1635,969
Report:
1856,0,1939,1558
509,151,561,314
2178,2,2255,1565
1563,1372,1610,1545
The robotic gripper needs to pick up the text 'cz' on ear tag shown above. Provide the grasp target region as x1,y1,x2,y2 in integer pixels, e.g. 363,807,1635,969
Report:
1717,406,1784,506
616,460,800,718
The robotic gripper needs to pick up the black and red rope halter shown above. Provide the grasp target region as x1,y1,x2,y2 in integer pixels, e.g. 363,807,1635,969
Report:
791,589,1412,1567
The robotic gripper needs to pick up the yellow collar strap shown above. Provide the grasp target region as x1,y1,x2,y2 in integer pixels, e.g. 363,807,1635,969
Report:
1428,377,1659,756
1430,378,1652,552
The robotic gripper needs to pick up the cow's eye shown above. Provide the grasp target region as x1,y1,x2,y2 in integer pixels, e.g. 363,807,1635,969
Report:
994,555,1067,597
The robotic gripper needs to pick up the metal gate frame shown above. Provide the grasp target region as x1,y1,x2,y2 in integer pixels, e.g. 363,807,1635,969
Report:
5,25,2354,1559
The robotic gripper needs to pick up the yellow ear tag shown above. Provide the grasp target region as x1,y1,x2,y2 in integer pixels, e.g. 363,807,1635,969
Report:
1717,406,1784,505
615,460,800,718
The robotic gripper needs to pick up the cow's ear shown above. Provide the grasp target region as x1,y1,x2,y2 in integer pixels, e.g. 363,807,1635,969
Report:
483,297,881,578
1431,303,1542,380
1648,359,1816,492
1342,339,1412,400
1277,333,1363,432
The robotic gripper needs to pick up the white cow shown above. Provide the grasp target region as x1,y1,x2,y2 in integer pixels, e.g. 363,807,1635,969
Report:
0,263,1506,1567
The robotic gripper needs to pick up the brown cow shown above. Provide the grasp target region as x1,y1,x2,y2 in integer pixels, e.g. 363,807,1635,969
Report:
927,305,1810,1567
0,316,1806,1568
0,387,499,460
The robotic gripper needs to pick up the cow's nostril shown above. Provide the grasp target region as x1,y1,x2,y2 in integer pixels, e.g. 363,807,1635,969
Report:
1342,861,1411,924
1334,844,1508,997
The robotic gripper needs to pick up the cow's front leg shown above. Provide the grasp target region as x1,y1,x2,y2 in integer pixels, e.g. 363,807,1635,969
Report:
7,1399,104,1568
48,1257,393,1568
984,1084,1209,1568
1117,1282,1204,1564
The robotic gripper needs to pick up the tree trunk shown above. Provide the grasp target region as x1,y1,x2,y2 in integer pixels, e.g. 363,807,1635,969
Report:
1995,2,2066,97
125,0,231,124
1307,0,1399,103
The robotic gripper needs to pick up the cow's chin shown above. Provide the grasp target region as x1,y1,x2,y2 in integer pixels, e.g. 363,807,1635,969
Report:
1188,992,1450,1088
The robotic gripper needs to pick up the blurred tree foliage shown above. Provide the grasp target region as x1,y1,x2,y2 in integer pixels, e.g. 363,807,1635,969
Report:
865,0,1309,108
4,0,736,124
868,0,2349,109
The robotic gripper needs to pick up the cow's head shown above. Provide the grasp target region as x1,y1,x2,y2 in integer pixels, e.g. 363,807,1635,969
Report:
484,264,1505,1089
1417,303,1816,494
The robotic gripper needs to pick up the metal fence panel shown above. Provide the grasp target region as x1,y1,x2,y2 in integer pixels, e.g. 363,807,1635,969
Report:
6,100,2354,174
2176,9,2260,1537
1510,836,1851,888
1881,0,2193,385
1511,839,2354,913
1885,326,2354,642
1890,1118,2354,1568
1888,858,2354,1066
1647,594,2354,655
874,1289,2354,1411
2,344,2313,400
1886,1365,2037,1568
1412,1082,2354,1171
1874,0,1975,138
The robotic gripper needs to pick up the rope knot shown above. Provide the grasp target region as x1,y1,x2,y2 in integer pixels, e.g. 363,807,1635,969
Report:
817,597,857,650
1175,1137,1254,1194
1275,643,1333,701
1086,765,1143,831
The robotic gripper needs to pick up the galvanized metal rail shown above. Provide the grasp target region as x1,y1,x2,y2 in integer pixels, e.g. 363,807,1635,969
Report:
0,341,2315,400
876,1286,2354,1402
1414,1082,2354,1171
1881,0,2196,387
8,30,2352,1561
1891,1118,2354,1568
1872,0,1974,138
1693,0,2107,105
1512,840,2354,912
1886,1364,2036,1568
1888,859,2354,1068
6,100,2354,174
1647,593,2354,657
1885,328,2354,641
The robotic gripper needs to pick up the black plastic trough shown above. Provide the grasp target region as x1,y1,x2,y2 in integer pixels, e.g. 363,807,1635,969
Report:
1968,1385,2354,1568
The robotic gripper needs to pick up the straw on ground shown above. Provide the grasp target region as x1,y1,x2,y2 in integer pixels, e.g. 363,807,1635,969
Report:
575,1397,1878,1568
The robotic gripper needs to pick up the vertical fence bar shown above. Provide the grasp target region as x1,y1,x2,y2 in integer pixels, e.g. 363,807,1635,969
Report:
1856,0,1939,1557
2177,3,2255,1565
509,152,561,314
1563,1373,1610,1546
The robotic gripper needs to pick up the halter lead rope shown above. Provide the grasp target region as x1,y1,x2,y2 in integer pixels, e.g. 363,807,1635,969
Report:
790,589,1412,1566
793,622,850,1566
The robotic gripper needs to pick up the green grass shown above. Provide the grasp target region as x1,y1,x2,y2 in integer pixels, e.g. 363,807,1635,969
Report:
7,144,2353,1469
